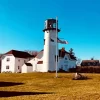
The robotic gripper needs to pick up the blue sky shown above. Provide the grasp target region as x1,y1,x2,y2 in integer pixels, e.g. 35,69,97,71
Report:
0,0,100,60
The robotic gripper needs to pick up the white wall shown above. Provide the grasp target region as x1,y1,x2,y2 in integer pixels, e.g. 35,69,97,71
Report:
15,57,33,73
27,51,44,72
69,60,76,68
22,54,44,73
36,64,43,72
22,64,27,73
15,58,29,73
1,54,32,73
28,58,38,72
22,64,33,73
58,54,76,71
1,55,15,73
58,55,69,71
27,66,33,73
43,30,58,72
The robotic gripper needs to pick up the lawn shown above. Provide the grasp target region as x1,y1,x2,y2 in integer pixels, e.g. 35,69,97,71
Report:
0,73,100,100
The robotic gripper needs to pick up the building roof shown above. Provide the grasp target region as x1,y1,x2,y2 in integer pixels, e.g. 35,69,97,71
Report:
59,49,76,60
37,61,43,64
5,50,34,58
35,48,76,60
35,50,43,58
82,60,99,63
25,63,32,66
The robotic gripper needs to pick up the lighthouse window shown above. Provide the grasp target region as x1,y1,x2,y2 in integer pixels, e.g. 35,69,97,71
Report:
44,39,45,45
45,21,47,29
50,38,54,42
53,23,56,28
48,23,51,28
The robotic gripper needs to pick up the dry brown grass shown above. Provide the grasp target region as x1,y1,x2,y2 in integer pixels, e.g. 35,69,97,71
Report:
0,73,100,100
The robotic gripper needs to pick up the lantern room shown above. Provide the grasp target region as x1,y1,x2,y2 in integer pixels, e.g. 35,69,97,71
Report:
43,18,60,32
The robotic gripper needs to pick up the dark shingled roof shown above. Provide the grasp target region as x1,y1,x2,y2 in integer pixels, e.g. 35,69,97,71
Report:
36,49,76,60
59,49,76,60
82,60,99,63
5,50,34,58
25,63,32,66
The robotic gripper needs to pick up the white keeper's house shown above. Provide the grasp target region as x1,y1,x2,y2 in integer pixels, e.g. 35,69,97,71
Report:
1,50,34,73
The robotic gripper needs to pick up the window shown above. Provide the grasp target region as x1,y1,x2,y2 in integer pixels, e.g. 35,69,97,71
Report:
93,62,96,66
53,23,56,28
55,55,58,62
88,63,90,66
18,66,20,69
24,60,26,63
65,58,67,60
44,21,47,29
7,58,10,61
65,65,68,67
6,66,9,69
18,59,20,62
44,39,45,45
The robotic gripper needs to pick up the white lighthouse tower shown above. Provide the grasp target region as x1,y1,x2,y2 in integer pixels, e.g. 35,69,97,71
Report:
43,18,60,72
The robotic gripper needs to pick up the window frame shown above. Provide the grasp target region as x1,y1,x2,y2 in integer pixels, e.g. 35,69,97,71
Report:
7,58,10,61
18,66,20,69
6,65,9,69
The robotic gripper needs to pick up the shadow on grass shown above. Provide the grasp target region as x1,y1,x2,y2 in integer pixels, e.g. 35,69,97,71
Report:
72,77,92,80
0,82,24,87
0,91,54,97
54,76,92,80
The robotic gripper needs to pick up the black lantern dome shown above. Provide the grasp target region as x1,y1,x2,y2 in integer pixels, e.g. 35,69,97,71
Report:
43,18,60,32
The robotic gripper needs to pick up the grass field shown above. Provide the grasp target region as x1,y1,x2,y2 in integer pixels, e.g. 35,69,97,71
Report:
0,73,100,100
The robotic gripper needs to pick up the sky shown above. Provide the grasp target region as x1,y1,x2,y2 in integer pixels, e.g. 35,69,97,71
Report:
0,0,100,60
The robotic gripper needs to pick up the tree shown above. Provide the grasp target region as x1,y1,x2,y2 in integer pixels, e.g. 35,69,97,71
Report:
0,54,2,57
76,58,81,66
91,57,94,60
69,48,75,55
24,50,39,56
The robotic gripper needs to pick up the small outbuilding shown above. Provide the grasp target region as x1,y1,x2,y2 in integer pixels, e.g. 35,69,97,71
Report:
22,63,33,73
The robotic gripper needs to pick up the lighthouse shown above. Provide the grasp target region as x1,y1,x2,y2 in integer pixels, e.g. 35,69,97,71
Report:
43,18,60,72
